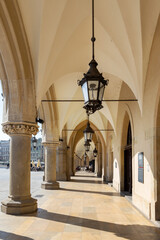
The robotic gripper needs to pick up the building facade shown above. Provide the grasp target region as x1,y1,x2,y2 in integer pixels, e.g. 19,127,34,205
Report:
0,139,44,163
31,138,44,162
0,140,10,163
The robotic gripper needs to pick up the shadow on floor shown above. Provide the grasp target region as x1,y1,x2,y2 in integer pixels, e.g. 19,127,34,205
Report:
29,209,160,240
0,231,34,240
60,188,121,196
70,179,103,184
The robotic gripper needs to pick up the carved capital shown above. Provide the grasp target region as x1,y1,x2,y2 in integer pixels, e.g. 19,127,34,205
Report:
2,122,39,136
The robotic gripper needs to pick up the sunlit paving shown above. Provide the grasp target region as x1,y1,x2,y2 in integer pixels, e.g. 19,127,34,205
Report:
0,169,160,240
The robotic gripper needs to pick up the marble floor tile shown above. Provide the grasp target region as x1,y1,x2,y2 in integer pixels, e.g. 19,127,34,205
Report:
0,170,160,240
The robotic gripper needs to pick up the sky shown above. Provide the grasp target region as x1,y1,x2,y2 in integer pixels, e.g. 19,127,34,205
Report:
0,81,42,140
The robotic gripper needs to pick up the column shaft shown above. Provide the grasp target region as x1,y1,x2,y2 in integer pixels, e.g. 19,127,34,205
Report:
41,143,59,189
56,144,67,181
9,135,31,199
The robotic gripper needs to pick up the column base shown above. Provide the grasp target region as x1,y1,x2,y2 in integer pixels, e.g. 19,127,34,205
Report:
103,176,107,182
1,197,37,215
41,181,59,190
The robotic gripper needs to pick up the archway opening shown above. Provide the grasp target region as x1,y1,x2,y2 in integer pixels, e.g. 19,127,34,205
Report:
124,122,132,194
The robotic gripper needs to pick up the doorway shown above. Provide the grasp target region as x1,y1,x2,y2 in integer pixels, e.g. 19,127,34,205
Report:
124,122,132,194
156,98,160,219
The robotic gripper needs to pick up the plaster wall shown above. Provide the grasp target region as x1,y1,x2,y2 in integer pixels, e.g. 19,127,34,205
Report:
111,81,160,219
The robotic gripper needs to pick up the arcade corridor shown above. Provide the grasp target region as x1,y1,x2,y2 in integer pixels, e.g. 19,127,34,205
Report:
0,171,160,240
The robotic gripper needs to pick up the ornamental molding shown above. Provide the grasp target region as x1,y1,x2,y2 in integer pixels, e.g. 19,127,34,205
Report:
2,122,39,136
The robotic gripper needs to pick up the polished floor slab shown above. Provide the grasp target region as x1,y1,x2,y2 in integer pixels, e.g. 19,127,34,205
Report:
0,169,160,240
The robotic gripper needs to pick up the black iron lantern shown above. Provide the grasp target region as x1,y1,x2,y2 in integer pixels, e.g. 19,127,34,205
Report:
78,0,109,115
83,121,94,142
84,140,90,152
84,152,87,166
32,136,37,149
93,147,98,157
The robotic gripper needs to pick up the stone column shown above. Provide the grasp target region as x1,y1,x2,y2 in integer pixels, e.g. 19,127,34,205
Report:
103,149,107,182
95,157,98,175
66,147,71,181
56,143,67,181
41,142,59,190
72,154,76,176
97,142,102,177
1,122,38,215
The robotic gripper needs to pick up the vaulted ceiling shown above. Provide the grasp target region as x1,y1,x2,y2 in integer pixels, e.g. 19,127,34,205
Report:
17,0,160,143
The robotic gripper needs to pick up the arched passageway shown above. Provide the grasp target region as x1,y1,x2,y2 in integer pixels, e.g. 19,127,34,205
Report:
68,121,104,179
0,0,160,228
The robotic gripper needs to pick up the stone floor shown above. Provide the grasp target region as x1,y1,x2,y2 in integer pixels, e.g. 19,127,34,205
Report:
0,169,160,240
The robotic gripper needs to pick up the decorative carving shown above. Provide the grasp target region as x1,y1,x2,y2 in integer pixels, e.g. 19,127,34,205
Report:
2,122,39,136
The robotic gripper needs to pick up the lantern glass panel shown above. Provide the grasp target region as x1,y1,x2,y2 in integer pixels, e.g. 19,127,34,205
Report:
84,141,90,152
84,132,93,142
88,132,93,141
85,145,90,151
99,82,105,101
88,80,99,101
82,82,89,103
84,132,87,142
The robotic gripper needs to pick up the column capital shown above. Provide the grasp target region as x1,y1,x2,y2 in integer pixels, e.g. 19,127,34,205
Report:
2,122,39,136
42,141,59,149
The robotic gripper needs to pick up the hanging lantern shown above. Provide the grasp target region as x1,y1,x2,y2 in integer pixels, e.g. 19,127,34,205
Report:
84,140,90,152
78,0,109,115
84,152,87,166
93,147,98,157
32,136,37,149
83,121,94,142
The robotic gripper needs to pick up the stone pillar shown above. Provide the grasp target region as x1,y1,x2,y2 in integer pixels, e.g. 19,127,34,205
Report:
41,142,59,190
95,157,98,175
1,122,38,215
97,142,102,177
66,147,71,181
72,154,76,176
103,149,107,182
56,143,67,181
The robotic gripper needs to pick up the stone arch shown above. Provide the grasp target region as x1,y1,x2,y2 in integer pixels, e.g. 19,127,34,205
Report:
41,85,59,143
0,0,36,123
67,120,106,178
